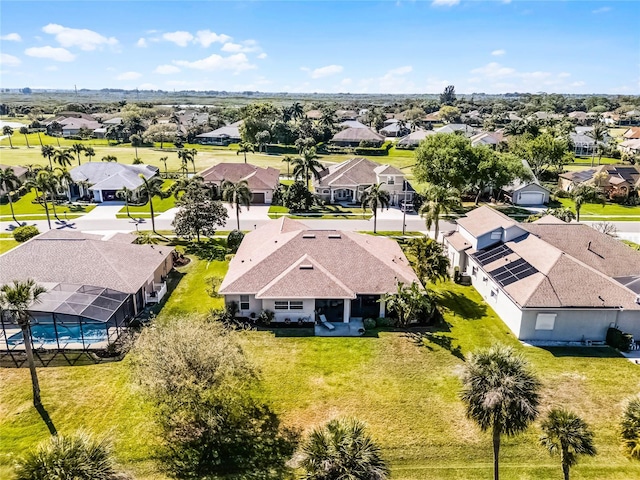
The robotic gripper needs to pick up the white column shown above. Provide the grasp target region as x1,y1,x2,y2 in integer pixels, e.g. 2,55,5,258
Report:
379,299,386,318
343,300,351,323
330,189,335,202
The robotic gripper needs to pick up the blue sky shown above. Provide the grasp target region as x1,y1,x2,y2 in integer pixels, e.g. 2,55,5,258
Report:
1,1,638,94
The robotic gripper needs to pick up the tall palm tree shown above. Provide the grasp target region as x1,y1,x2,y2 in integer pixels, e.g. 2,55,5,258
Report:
177,148,196,177
540,408,597,480
116,186,134,217
70,142,85,166
237,142,255,163
159,156,169,177
3,126,14,148
53,148,74,169
406,236,450,285
290,101,304,120
129,134,142,159
292,147,323,191
460,345,541,480
586,123,607,167
570,184,604,222
172,175,205,199
84,146,96,162
138,175,165,234
54,167,73,201
41,145,55,170
26,170,54,229
0,280,48,406
282,155,294,178
102,155,118,162
360,183,390,234
299,418,390,480
419,184,461,241
188,148,198,174
19,126,31,148
0,166,22,225
222,179,252,230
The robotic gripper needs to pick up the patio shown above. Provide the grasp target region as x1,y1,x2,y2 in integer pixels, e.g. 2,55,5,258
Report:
314,318,365,337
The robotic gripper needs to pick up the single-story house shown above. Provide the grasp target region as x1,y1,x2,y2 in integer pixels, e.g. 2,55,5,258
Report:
380,122,411,137
0,230,173,353
623,127,640,140
443,206,640,342
340,120,369,129
195,121,242,145
70,163,159,202
314,157,414,206
335,110,358,121
619,139,640,155
219,218,421,333
434,124,477,137
199,163,280,204
502,160,550,206
397,129,436,149
330,127,385,147
0,164,28,196
59,118,102,137
470,131,504,148
559,165,640,197
423,112,441,125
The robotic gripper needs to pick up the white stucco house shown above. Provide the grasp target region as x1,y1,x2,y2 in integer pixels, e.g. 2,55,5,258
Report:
219,218,421,333
443,206,640,342
69,163,159,202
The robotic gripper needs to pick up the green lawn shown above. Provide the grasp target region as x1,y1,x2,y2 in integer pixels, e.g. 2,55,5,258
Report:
0,239,19,254
556,198,640,219
116,181,176,218
268,204,373,219
0,190,95,221
2,254,640,479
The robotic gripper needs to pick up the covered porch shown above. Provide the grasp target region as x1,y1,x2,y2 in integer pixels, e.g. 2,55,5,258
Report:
313,295,383,337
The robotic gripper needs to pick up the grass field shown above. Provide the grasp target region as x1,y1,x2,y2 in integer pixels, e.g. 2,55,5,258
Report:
555,198,640,220
0,190,96,221
0,239,19,254
2,252,640,479
116,180,177,218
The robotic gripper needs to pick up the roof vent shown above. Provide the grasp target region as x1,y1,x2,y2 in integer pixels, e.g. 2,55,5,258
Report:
328,234,341,239
299,264,314,270
302,234,316,239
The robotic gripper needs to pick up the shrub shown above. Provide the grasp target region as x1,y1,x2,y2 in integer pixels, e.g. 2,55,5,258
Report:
13,225,39,242
363,318,377,330
259,309,275,326
375,317,394,328
227,229,245,253
606,326,633,352
621,396,640,459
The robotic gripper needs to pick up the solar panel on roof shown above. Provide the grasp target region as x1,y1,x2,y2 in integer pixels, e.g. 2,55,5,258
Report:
572,170,595,182
488,257,538,288
473,244,514,267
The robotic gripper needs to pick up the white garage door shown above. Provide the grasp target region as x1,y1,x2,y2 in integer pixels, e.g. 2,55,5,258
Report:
517,192,544,205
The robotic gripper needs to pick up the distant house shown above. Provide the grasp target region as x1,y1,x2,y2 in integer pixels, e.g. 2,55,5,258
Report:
339,120,368,129
0,230,173,354
442,206,640,343
397,129,435,149
434,124,477,137
619,139,640,155
379,122,410,137
623,127,640,140
330,127,385,148
219,218,421,334
59,118,102,137
314,157,413,206
569,127,610,156
305,110,323,120
195,121,242,145
423,112,441,125
470,131,504,148
0,164,27,196
335,110,358,121
502,161,550,206
559,165,640,198
70,163,159,202
199,163,280,204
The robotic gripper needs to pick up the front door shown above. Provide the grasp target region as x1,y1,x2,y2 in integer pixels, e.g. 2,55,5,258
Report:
351,295,380,319
315,299,344,323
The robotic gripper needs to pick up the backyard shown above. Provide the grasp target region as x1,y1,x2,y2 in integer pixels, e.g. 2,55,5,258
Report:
1,252,640,479
555,197,640,221
0,190,96,221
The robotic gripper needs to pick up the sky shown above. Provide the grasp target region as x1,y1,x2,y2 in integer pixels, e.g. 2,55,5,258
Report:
0,0,638,95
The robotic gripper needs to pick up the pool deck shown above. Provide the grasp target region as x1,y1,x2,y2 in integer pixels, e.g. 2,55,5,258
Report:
314,319,365,337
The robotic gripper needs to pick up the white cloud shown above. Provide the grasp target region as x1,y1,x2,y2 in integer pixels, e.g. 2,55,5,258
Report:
42,23,118,51
386,65,412,76
136,38,147,48
431,0,460,6
471,62,516,78
491,49,506,56
592,7,611,14
138,83,158,90
559,72,571,78
257,52,268,59
195,30,231,47
221,40,260,53
0,53,21,67
0,33,22,42
25,46,75,62
163,31,194,47
341,78,352,86
116,71,142,80
154,64,181,75
310,64,344,79
45,65,59,71
174,53,256,74
571,81,586,87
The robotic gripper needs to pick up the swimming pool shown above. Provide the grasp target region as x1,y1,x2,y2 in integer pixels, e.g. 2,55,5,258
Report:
7,324,108,346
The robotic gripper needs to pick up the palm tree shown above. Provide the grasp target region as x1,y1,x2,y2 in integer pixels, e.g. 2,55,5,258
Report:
222,179,252,230
53,148,74,169
3,126,14,148
102,155,118,162
84,146,96,162
15,432,120,480
587,123,607,167
419,184,461,241
290,101,304,120
138,175,165,234
460,345,541,480
188,148,198,174
19,126,31,148
177,148,196,177
237,142,255,163
70,142,85,166
360,183,390,234
172,175,205,199
117,186,134,217
299,418,389,480
292,147,323,191
158,156,169,177
282,155,294,178
620,396,640,459
41,145,55,170
540,408,597,480
26,170,54,229
406,237,450,285
0,166,22,225
54,167,73,200
0,280,48,406
570,184,604,222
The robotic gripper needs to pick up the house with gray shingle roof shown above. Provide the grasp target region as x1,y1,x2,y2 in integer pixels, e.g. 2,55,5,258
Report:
195,121,242,145
219,217,421,333
199,163,280,204
70,162,159,202
443,206,640,342
313,157,414,206
330,127,385,147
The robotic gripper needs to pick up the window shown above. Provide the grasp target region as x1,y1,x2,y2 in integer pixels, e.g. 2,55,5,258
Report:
535,313,556,330
274,300,304,310
323,189,329,194
490,288,498,299
472,266,478,276
490,230,502,240
274,301,289,310
240,295,250,310
387,176,395,185
290,301,304,310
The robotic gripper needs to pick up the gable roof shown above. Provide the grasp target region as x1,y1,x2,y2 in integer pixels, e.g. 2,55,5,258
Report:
456,206,517,237
331,127,384,143
0,230,173,294
199,163,280,190
219,219,420,297
0,164,28,178
340,120,368,129
70,163,158,190
196,121,242,139
397,129,435,147
624,127,640,139
316,157,404,188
